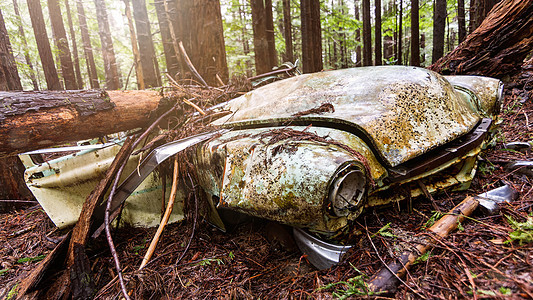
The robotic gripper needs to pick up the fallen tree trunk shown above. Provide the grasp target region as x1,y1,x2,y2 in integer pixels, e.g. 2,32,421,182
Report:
428,0,533,78
0,90,168,157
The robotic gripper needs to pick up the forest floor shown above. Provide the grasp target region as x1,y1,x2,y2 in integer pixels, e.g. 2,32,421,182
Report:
1,74,532,299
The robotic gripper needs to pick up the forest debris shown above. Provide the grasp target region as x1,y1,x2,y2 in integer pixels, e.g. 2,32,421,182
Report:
367,196,480,294
291,102,335,117
139,157,179,270
179,41,208,87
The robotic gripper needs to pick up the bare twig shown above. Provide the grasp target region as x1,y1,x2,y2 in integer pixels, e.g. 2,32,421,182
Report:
365,219,426,299
105,152,132,300
178,41,208,87
417,180,441,212
140,156,180,270
183,98,206,116
176,173,199,265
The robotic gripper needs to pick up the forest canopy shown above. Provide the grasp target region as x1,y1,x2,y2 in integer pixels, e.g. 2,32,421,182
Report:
0,0,520,92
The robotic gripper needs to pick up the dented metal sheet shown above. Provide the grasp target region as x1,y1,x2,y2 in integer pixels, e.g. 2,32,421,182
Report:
212,66,483,167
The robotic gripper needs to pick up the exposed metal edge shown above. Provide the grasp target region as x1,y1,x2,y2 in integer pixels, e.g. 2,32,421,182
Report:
293,227,352,270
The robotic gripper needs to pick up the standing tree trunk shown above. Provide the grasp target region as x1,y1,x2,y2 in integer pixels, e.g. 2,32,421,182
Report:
410,0,420,66
355,0,362,67
65,0,83,89
300,0,323,73
374,0,382,66
27,0,62,90
76,0,100,89
12,0,39,90
282,0,294,62
172,0,229,86
123,0,144,89
0,9,34,207
457,0,466,43
154,0,180,79
250,0,272,74
239,1,252,77
396,0,403,65
429,0,532,78
432,0,446,63
132,0,160,87
362,0,372,66
47,0,78,90
94,0,121,90
265,0,277,67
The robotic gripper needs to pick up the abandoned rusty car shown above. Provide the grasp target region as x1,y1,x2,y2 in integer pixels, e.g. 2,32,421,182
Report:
20,66,503,267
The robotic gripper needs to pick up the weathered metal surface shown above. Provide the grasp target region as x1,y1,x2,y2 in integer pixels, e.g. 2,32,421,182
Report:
444,75,504,117
19,143,184,229
293,227,352,270
195,126,385,234
212,66,482,167
475,185,518,215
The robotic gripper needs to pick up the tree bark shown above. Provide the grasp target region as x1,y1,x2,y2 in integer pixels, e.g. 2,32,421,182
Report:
282,0,294,63
0,12,33,206
301,0,323,73
123,0,144,89
154,0,180,79
12,0,39,90
362,0,372,66
0,9,22,91
94,0,121,90
27,0,62,90
457,0,466,43
47,0,78,90
432,0,446,63
64,0,83,89
428,0,532,78
396,0,402,65
0,90,165,157
132,0,161,87
251,0,272,74
265,0,277,67
374,0,382,66
76,0,100,89
354,0,362,67
410,0,420,66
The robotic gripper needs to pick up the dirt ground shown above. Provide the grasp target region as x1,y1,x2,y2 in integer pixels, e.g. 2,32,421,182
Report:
1,76,532,299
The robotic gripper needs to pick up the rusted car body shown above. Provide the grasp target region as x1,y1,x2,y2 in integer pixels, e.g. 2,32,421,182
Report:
21,66,503,239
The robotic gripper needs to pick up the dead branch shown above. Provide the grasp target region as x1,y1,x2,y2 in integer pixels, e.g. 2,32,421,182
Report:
179,41,208,87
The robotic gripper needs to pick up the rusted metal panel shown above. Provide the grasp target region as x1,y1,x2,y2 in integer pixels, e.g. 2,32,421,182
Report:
445,75,504,117
212,66,482,167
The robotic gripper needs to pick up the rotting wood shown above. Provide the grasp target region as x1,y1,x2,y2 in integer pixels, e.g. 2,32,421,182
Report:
428,0,533,78
0,90,173,157
367,196,479,293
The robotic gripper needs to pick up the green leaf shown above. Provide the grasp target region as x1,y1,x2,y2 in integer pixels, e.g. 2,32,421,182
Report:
17,254,46,264
0,268,9,276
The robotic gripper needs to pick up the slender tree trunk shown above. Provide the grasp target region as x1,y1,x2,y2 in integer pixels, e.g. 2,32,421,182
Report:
265,0,277,67
47,0,77,90
0,9,22,91
374,0,382,66
355,0,362,67
12,0,39,90
410,0,420,66
300,0,323,73
251,0,272,74
362,0,372,66
27,0,62,90
76,0,100,89
94,0,121,90
239,1,252,77
64,0,83,89
282,0,294,63
123,0,144,89
457,0,466,43
154,0,180,79
429,0,532,78
432,0,446,63
0,9,33,206
420,33,426,64
396,0,403,65
132,0,160,87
